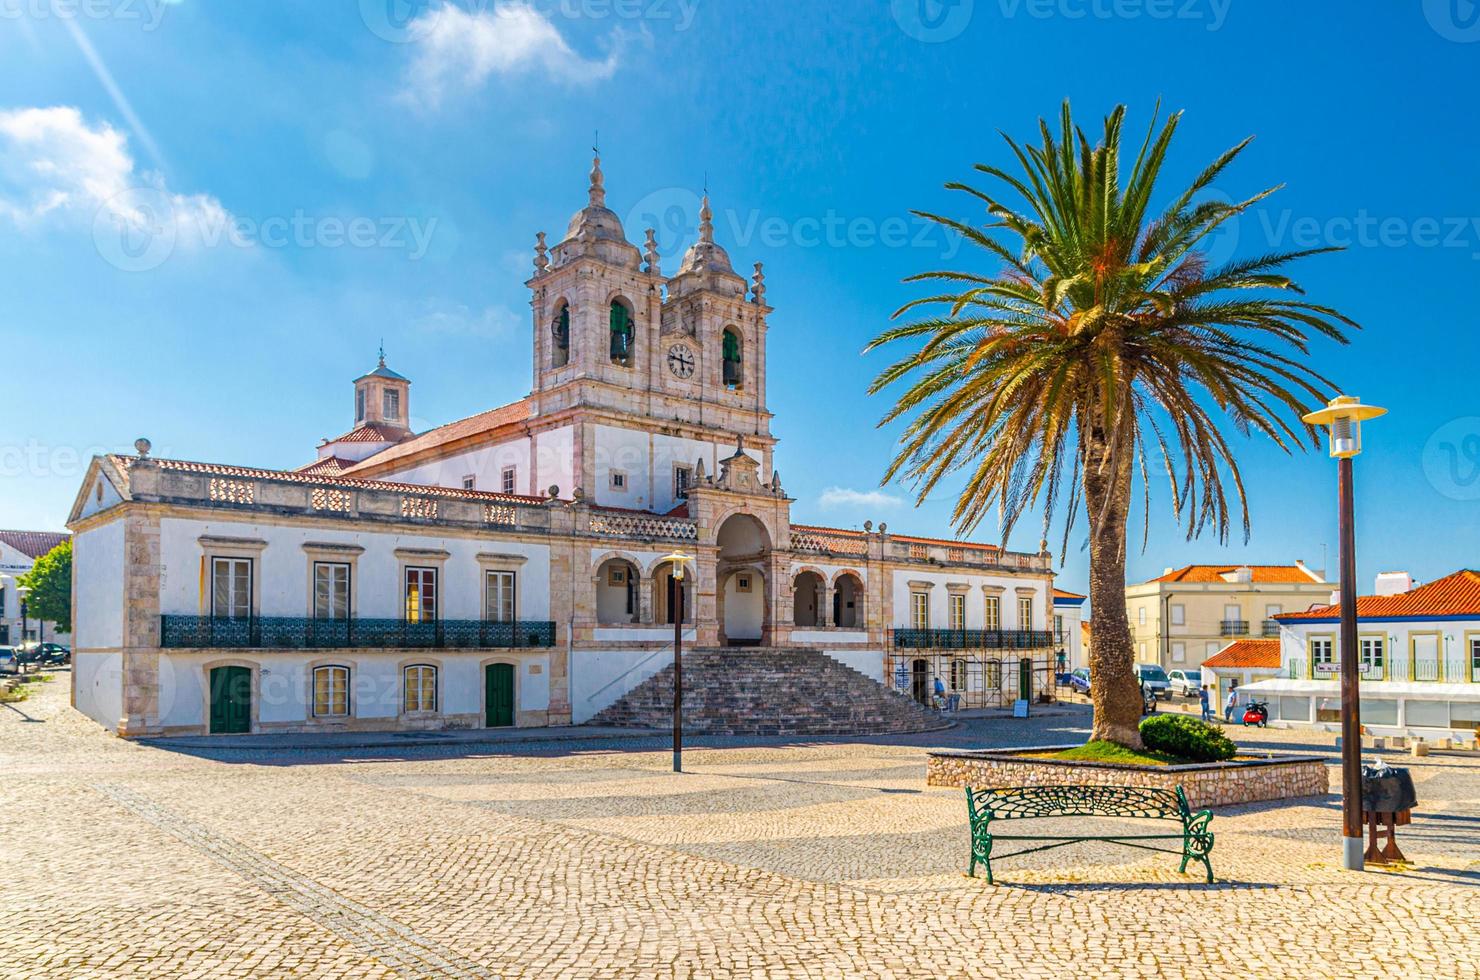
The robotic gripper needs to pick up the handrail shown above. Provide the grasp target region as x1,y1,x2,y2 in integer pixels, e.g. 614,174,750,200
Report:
160,615,556,650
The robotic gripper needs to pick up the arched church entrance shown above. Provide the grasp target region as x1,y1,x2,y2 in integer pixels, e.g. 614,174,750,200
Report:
715,513,770,647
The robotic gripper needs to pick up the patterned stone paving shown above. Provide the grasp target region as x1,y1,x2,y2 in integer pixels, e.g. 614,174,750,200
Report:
2,673,1477,978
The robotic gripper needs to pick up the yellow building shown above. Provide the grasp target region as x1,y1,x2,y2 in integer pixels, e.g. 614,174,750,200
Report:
1124,563,1332,671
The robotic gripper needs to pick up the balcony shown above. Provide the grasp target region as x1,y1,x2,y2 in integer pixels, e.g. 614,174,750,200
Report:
160,615,557,650
1219,620,1250,637
1261,620,1281,637
891,628,1055,650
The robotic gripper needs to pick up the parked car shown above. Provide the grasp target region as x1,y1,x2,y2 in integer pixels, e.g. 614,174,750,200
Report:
1167,669,1203,697
1066,667,1091,695
1134,663,1171,697
0,646,17,674
36,643,71,666
1,646,42,674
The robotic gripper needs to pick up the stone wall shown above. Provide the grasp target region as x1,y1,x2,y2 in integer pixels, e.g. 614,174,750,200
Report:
927,746,1329,809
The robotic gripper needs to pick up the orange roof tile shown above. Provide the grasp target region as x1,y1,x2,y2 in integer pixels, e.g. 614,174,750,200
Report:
1053,588,1086,600
1203,639,1282,670
0,530,69,560
1277,570,1480,621
295,456,356,477
1151,564,1324,585
320,422,410,446
343,398,532,476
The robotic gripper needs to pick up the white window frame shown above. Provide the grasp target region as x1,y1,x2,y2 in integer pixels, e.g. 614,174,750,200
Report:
949,593,965,631
1138,605,1147,626
983,595,1000,630
1171,642,1186,663
1310,635,1336,675
485,570,517,623
312,665,350,718
674,464,693,501
911,592,930,631
383,388,400,420
404,566,438,624
1018,596,1033,630
403,664,438,714
462,474,476,491
610,470,628,492
1170,603,1185,626
501,466,517,495
211,557,252,620
312,561,350,620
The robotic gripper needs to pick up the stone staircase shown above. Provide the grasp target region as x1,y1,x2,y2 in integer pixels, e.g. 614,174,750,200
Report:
590,647,944,736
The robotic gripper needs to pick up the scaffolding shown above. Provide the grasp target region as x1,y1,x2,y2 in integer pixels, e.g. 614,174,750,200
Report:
885,645,1058,710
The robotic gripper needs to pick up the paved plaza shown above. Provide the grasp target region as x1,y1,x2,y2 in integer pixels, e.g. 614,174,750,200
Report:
2,673,1477,978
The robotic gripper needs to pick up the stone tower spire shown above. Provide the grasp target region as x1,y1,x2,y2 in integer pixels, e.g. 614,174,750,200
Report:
698,192,714,243
588,153,606,208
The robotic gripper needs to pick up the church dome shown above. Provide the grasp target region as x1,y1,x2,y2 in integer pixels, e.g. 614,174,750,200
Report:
552,154,640,270
676,194,736,276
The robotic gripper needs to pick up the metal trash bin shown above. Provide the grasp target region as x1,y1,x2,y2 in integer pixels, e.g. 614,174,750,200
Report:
1360,762,1417,864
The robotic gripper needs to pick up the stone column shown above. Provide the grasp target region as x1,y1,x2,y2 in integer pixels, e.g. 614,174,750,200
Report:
544,503,577,725
118,508,163,738
639,574,654,625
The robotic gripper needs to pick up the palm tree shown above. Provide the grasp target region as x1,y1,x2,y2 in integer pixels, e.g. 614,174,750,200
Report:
866,103,1356,747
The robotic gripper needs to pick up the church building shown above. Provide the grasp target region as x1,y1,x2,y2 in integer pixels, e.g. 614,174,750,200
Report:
66,158,1058,738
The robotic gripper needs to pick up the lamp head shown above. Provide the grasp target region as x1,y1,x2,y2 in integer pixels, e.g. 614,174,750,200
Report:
17,585,31,598
1302,395,1385,459
661,550,694,581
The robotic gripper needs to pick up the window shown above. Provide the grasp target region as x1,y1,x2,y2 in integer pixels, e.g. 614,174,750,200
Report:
949,594,965,631
211,558,252,619
674,464,693,501
313,562,350,620
1138,642,1146,658
983,595,1000,630
1277,696,1311,723
312,666,349,718
1170,604,1185,626
609,300,634,366
486,571,516,622
1265,603,1283,618
722,327,743,387
355,388,365,421
404,567,437,623
1360,698,1398,726
1316,697,1342,723
737,574,752,593
552,303,570,368
608,565,628,587
1470,637,1480,682
383,388,400,421
462,475,476,491
501,466,517,495
1018,596,1033,629
1138,606,1147,626
911,592,930,630
1171,642,1186,663
610,470,627,491
1054,614,1064,639
1310,636,1336,674
1360,636,1385,675
403,665,437,713
950,658,967,691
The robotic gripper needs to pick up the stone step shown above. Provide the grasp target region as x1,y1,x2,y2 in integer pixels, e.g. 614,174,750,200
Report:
589,648,941,735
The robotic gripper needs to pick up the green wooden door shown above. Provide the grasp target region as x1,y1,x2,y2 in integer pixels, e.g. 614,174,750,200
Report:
209,666,251,734
485,663,514,728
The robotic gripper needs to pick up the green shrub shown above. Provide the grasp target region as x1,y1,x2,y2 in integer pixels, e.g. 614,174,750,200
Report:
1138,714,1236,763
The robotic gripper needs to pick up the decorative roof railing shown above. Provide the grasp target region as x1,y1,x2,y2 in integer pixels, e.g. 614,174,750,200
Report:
587,511,698,541
791,526,869,556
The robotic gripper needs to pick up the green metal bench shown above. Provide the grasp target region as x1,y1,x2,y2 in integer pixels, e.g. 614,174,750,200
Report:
965,784,1215,884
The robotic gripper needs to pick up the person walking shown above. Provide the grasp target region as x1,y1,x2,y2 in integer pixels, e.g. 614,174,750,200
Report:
1224,685,1239,724
1199,685,1214,723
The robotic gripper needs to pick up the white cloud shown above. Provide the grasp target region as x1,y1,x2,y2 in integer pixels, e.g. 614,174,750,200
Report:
0,106,232,270
411,302,520,339
818,487,904,510
402,3,631,108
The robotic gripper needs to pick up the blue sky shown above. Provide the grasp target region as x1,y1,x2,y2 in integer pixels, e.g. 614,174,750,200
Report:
2,0,1478,597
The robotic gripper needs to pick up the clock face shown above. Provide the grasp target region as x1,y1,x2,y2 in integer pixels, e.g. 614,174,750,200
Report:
667,344,696,379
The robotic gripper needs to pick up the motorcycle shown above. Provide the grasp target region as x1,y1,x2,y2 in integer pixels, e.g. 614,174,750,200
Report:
1242,700,1269,728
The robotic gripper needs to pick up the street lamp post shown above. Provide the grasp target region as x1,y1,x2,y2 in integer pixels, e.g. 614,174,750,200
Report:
662,551,695,773
1303,395,1386,871
17,585,32,674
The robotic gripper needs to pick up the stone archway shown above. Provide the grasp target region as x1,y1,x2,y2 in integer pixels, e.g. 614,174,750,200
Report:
715,513,771,646
792,570,825,627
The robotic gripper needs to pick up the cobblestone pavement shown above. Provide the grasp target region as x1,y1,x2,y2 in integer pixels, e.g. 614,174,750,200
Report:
2,672,1477,978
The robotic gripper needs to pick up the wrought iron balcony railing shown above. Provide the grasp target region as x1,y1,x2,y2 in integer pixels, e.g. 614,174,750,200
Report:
891,628,1055,650
1261,620,1281,637
1219,620,1250,637
160,615,556,650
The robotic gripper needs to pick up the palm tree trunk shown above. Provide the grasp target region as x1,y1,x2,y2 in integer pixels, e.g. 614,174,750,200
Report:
1083,426,1144,748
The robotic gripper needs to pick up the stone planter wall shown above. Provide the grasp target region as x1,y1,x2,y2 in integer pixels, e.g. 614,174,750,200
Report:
927,746,1329,809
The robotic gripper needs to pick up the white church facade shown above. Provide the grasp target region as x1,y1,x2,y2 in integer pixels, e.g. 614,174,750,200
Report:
67,159,1059,738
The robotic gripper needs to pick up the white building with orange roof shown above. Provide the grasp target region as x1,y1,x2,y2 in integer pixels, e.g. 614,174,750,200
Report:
1125,561,1333,674
1235,570,1480,740
64,159,1058,739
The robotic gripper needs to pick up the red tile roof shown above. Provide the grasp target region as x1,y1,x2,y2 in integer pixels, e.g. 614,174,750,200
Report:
320,422,410,446
1151,564,1324,584
1203,638,1281,670
1276,570,1480,621
114,455,546,504
343,398,532,476
0,530,69,560
1053,588,1086,600
295,456,356,477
